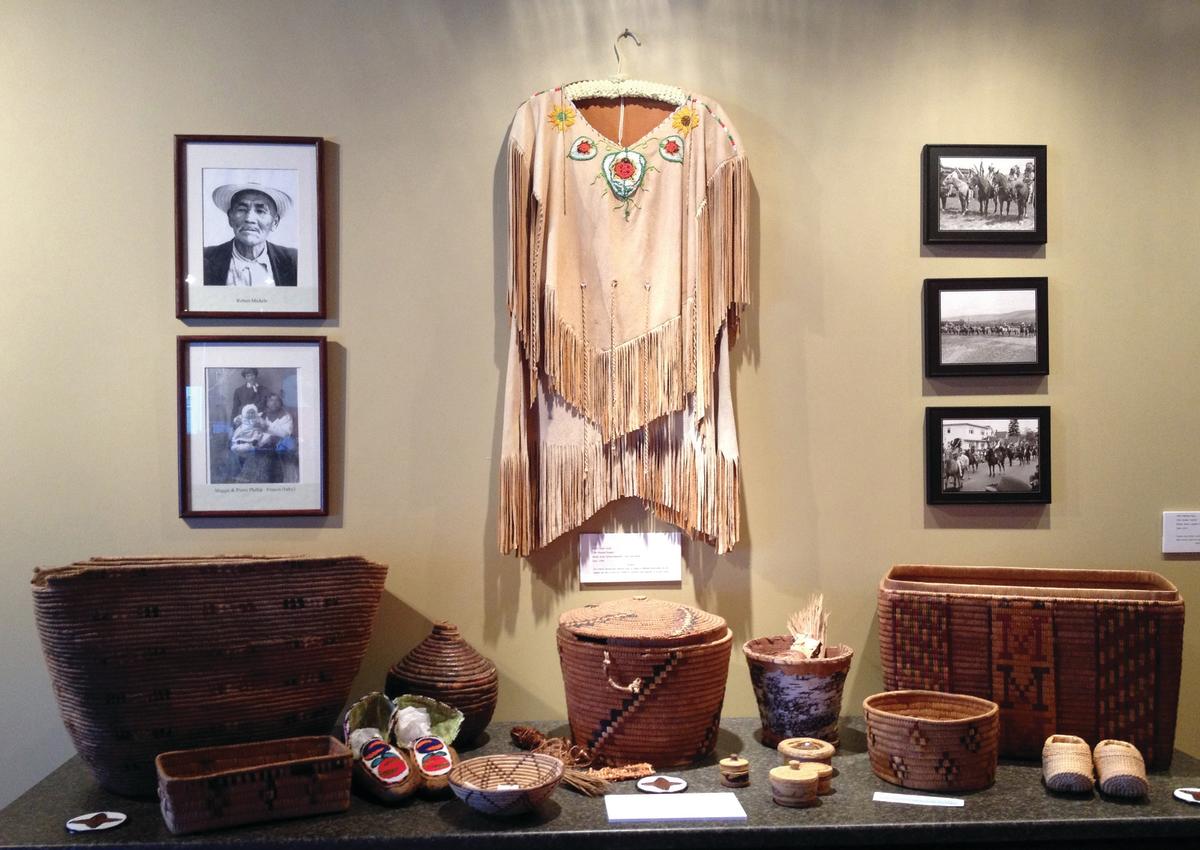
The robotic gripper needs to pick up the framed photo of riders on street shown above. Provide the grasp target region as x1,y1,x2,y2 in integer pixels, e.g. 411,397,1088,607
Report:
923,277,1049,377
922,144,1047,244
175,135,326,318
925,405,1051,505
177,335,328,517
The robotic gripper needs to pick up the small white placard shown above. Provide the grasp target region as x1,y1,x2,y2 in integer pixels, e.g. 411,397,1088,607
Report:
580,533,681,584
605,792,747,822
873,791,964,807
1163,512,1200,553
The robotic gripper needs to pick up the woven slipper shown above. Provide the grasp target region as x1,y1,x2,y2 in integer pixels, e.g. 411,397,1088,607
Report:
1094,739,1149,798
1042,734,1093,793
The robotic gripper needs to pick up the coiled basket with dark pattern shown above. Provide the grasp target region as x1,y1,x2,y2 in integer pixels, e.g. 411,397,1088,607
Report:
32,555,387,796
863,689,999,793
557,597,732,768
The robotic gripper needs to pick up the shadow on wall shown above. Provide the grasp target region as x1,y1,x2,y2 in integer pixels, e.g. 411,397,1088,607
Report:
347,589,432,703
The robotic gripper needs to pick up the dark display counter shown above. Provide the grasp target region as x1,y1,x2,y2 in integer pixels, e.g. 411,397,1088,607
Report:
3,717,1199,849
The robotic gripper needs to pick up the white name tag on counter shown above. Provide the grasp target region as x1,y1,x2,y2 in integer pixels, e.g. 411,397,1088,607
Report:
1163,511,1200,553
580,532,681,583
873,791,964,807
605,792,747,822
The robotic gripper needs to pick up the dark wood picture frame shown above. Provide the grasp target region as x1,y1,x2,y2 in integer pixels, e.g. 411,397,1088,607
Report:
175,135,326,318
923,277,1049,377
922,144,1047,244
177,335,328,517
925,405,1051,505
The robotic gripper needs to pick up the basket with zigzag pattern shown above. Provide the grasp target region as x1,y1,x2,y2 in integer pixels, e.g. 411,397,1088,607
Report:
557,597,732,767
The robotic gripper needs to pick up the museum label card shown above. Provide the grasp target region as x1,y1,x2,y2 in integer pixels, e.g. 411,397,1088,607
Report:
580,532,681,584
873,791,965,807
605,792,747,822
1162,512,1200,553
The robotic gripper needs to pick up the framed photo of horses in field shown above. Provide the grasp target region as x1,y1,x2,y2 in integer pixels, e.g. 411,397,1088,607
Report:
922,144,1047,244
923,277,1048,377
925,406,1051,505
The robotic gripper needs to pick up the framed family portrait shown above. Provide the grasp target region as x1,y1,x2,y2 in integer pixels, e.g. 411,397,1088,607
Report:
923,277,1048,377
175,135,326,318
926,406,1051,505
922,144,1047,244
177,336,328,517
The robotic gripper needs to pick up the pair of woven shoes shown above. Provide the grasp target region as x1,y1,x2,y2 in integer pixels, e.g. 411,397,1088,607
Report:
1042,734,1149,798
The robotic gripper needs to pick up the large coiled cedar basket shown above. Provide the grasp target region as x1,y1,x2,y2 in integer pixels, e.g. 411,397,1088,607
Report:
31,555,387,796
557,597,732,767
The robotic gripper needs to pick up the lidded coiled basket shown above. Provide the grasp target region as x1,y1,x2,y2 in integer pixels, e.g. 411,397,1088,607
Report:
557,596,732,767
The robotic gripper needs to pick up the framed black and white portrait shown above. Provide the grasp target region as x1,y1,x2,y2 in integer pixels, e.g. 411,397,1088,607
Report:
923,277,1048,377
925,406,1051,505
175,135,325,318
177,336,327,516
922,144,1047,244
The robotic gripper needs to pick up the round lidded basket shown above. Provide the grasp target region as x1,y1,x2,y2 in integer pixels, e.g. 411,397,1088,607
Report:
386,621,498,745
449,753,564,817
863,690,999,793
743,637,853,746
557,597,732,767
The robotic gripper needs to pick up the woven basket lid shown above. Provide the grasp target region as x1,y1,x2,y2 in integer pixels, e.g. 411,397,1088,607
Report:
558,597,727,647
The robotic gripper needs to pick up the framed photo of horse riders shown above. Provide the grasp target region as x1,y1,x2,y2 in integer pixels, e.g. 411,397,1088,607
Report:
177,335,328,517
923,277,1049,377
175,135,326,318
925,405,1051,505
922,144,1047,244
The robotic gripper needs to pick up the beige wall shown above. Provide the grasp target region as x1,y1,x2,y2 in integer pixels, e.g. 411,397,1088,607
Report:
2,0,1198,807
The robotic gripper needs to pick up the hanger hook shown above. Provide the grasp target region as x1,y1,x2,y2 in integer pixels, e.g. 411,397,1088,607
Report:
614,29,641,77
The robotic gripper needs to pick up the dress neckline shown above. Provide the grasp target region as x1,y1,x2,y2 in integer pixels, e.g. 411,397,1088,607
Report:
565,92,684,151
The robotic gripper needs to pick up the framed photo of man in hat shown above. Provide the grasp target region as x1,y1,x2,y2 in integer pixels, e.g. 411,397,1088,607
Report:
175,135,325,318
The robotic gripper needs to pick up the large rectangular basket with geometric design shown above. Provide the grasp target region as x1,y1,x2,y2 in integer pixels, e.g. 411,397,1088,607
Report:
32,555,387,796
877,564,1184,769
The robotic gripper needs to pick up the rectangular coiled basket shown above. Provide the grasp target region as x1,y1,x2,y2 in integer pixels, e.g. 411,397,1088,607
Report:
32,555,387,796
877,564,1184,769
156,736,351,835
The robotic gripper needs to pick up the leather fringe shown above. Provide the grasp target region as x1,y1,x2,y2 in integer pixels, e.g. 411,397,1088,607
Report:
544,285,685,441
508,141,544,399
528,419,740,557
694,154,749,420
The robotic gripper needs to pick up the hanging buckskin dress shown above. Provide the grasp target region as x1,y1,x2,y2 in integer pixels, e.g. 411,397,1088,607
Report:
499,84,749,556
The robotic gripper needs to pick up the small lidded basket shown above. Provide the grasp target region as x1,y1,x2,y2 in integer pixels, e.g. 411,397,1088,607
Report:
557,596,733,767
863,690,999,792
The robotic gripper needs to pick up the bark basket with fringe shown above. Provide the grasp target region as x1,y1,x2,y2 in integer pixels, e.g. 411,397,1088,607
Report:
743,637,853,747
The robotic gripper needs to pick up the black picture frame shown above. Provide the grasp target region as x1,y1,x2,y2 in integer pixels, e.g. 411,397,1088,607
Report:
925,406,1051,505
923,277,1049,377
922,144,1047,244
177,335,328,517
175,135,326,318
